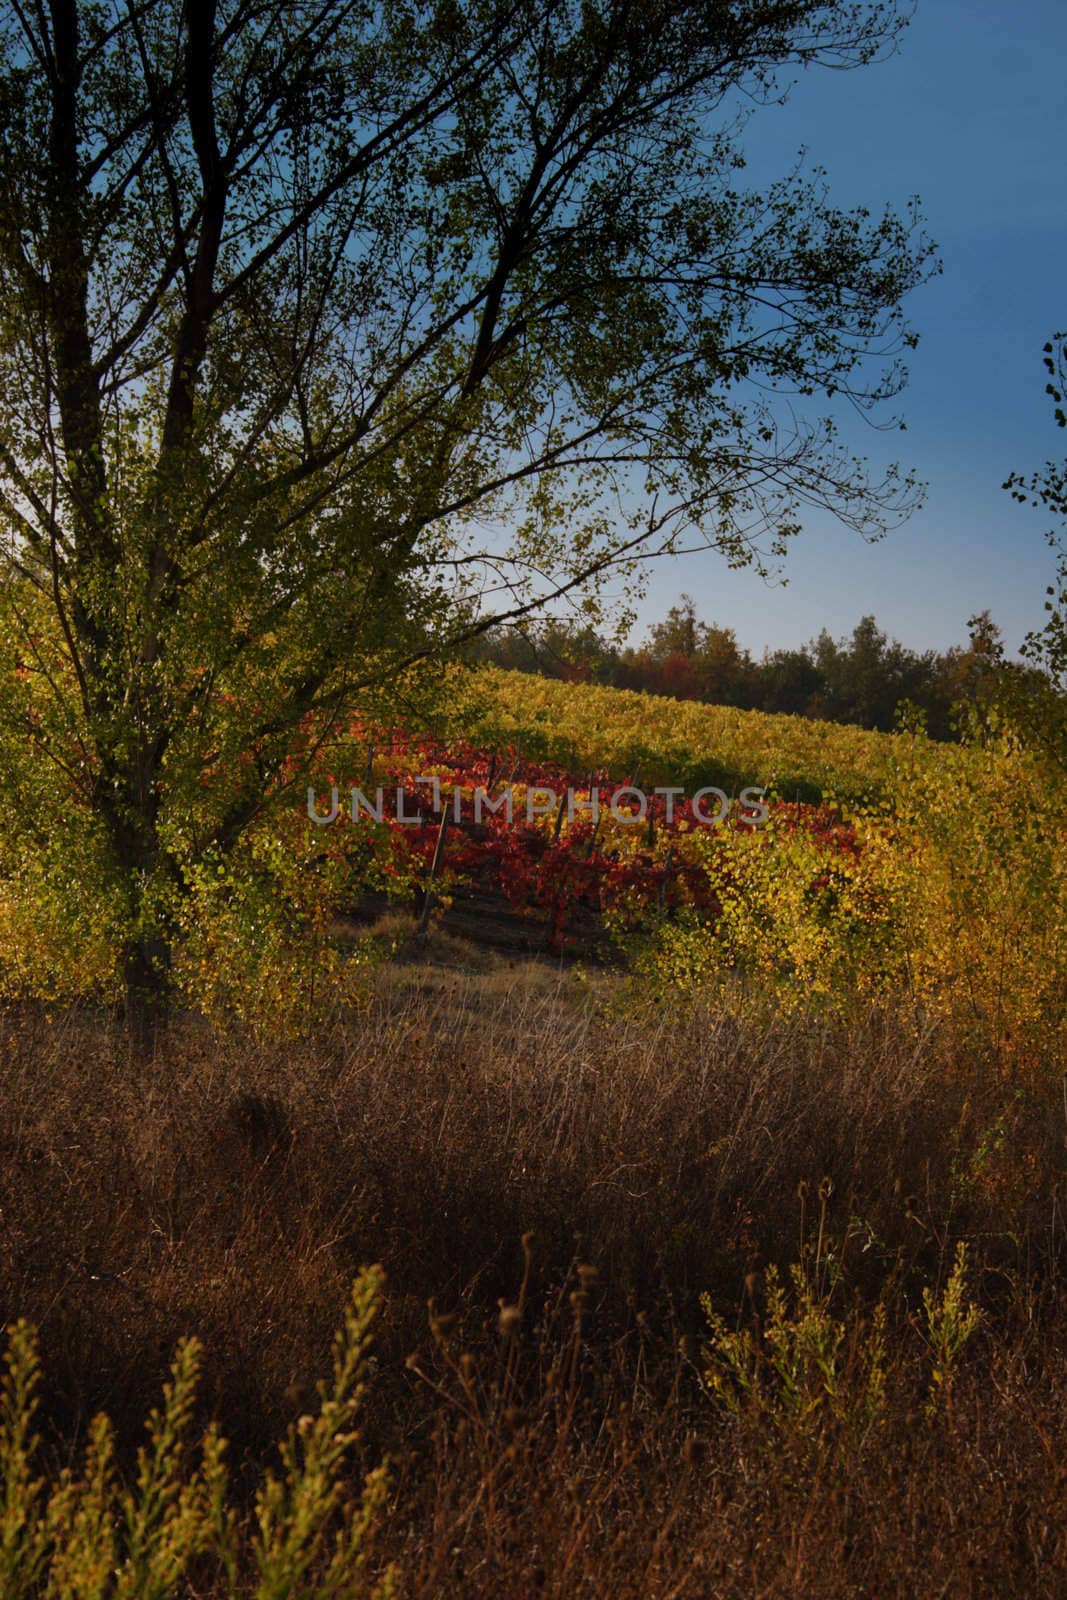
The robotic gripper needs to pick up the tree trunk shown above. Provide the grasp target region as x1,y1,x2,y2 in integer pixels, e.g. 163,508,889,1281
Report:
122,932,171,1064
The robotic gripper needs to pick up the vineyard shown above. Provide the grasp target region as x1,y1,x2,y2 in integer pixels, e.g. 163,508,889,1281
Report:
463,665,910,804
3,665,1063,1059
298,726,855,955
136,666,1057,1059
299,658,911,934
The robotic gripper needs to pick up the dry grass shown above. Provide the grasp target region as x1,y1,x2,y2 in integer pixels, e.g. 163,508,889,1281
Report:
1,959,1066,1594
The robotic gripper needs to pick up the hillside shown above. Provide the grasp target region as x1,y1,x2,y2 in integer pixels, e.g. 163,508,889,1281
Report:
464,666,932,804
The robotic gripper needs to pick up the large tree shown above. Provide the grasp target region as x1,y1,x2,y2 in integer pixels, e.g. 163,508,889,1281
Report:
0,0,934,1041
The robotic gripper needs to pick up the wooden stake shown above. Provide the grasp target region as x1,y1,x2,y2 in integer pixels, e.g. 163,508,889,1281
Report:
659,845,675,911
553,790,567,841
418,809,450,936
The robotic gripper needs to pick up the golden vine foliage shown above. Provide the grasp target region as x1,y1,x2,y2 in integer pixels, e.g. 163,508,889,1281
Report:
464,666,901,802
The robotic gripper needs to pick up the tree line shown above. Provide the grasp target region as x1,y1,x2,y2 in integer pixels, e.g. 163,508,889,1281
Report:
466,598,1053,742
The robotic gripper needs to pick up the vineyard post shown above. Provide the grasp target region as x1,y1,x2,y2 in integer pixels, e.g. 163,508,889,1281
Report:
584,779,603,859
418,809,450,937
659,845,675,911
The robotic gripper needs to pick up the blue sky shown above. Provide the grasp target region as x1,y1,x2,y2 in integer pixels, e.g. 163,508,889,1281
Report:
631,0,1067,659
